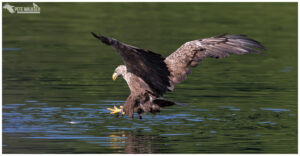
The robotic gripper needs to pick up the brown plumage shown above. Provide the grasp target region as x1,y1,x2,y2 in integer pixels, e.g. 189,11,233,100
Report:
91,33,265,118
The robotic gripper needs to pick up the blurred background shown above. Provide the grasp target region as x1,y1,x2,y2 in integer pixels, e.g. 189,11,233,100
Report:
2,2,297,153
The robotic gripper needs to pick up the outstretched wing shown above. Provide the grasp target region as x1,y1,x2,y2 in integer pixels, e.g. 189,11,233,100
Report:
91,32,170,96
165,34,265,90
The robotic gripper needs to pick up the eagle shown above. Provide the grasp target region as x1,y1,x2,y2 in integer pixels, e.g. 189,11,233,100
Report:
91,33,265,119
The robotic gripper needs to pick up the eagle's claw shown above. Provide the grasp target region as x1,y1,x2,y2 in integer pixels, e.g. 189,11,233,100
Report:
107,106,125,115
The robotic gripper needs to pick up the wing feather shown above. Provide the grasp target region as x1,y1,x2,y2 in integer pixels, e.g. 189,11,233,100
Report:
91,32,170,96
165,34,265,89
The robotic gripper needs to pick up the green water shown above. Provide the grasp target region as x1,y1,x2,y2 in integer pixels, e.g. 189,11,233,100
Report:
3,2,297,153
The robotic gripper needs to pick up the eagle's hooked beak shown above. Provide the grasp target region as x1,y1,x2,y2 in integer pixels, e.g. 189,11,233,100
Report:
112,73,118,81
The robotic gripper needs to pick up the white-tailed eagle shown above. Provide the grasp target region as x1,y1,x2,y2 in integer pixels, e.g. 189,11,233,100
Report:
91,33,265,119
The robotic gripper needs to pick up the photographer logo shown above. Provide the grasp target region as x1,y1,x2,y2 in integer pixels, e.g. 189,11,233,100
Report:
3,3,40,14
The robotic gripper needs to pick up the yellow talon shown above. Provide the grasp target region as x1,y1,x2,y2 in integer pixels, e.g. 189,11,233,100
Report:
107,106,125,115
107,108,115,112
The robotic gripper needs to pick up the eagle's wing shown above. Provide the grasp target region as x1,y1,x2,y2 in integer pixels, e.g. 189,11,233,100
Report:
91,33,170,96
165,34,265,90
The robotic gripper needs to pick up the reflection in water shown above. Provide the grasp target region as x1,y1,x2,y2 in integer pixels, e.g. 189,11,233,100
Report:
124,133,159,154
106,132,126,150
107,131,161,154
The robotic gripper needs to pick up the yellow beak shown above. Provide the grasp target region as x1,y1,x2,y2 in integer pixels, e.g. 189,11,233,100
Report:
112,73,118,81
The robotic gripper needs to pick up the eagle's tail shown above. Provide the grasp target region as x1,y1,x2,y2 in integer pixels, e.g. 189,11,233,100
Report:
152,98,175,107
138,98,175,116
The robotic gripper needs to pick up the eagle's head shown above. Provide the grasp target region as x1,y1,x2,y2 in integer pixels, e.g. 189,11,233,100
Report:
112,65,127,81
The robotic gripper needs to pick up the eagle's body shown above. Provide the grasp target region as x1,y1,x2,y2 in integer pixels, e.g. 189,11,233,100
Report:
113,65,174,118
92,33,265,118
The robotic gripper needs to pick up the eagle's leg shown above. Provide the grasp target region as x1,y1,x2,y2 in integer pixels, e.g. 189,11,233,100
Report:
136,107,144,119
